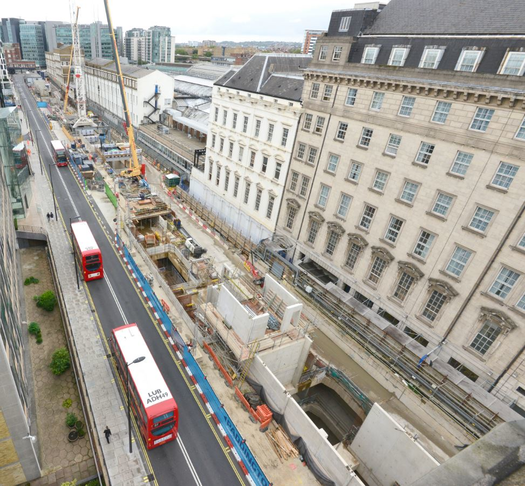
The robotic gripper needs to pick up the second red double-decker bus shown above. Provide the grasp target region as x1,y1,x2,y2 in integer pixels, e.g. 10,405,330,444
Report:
112,323,178,449
71,221,104,281
51,139,68,167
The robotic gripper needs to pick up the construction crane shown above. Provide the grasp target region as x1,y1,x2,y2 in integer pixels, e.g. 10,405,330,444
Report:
103,0,143,178
63,6,79,114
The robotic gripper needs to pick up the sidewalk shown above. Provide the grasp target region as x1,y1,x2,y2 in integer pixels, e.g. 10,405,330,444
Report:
17,108,148,485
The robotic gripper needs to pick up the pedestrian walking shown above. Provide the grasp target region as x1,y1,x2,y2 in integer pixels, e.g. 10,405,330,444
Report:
104,426,112,444
46,212,50,222
50,211,54,222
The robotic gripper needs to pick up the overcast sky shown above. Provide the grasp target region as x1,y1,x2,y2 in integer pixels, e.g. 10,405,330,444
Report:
2,0,365,43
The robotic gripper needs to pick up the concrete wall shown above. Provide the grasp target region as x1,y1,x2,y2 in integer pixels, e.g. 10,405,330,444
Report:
250,355,364,486
216,285,268,343
351,404,439,486
258,335,312,387
263,274,303,332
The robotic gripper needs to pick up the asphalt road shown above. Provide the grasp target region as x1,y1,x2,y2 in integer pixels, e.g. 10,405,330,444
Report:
15,76,246,486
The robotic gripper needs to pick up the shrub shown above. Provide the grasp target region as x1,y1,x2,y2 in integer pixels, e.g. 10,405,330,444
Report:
28,322,41,335
65,413,77,427
62,398,72,409
85,480,100,486
24,276,40,286
50,347,70,375
35,291,57,312
61,480,77,486
36,334,43,345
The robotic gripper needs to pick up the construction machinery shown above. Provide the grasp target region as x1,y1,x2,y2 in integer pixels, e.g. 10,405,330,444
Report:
103,0,143,179
63,6,79,114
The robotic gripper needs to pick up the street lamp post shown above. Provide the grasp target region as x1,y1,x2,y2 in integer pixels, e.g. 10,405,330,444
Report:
126,356,145,453
49,162,57,220
70,215,81,289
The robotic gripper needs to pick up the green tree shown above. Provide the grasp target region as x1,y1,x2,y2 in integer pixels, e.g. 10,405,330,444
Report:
34,290,57,312
204,51,213,57
50,347,71,375
176,48,188,56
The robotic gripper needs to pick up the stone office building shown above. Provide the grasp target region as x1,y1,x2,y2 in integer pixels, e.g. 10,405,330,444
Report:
277,0,525,410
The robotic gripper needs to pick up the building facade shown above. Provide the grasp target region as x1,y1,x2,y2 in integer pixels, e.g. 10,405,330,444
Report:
1,18,22,46
277,0,525,411
41,21,63,52
85,57,174,127
124,28,147,63
302,30,325,56
19,23,46,67
44,45,81,90
55,23,112,61
146,26,175,64
190,54,309,243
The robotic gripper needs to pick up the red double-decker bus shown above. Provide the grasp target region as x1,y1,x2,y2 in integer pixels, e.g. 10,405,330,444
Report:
111,323,178,449
71,221,104,281
51,140,68,167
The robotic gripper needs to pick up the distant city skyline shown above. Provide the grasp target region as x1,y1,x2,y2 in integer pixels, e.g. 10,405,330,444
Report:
1,0,362,43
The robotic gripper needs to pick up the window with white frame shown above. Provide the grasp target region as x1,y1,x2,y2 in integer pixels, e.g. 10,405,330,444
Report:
233,175,240,197
359,204,376,230
250,151,256,168
232,113,238,129
432,192,454,217
215,165,221,186
307,147,318,164
228,141,234,158
307,220,321,244
419,47,445,69
345,243,362,271
261,156,268,173
310,82,320,99
370,91,385,111
274,162,282,180
372,171,389,192
319,46,328,61
499,51,525,76
470,108,495,132
368,256,387,284
317,184,331,208
470,321,501,355
267,123,274,142
450,151,473,176
224,170,230,192
385,134,402,156
255,188,262,211
222,109,227,125
336,122,349,141
456,48,484,72
339,16,351,32
323,85,333,102
332,46,343,61
345,88,358,106
469,206,495,233
208,160,213,180
254,119,261,137
286,205,297,229
489,267,520,299
422,290,447,322
516,117,525,140
398,96,415,117
325,231,341,256
348,162,362,182
315,116,325,134
243,116,248,133
400,181,420,204
359,127,373,147
517,233,525,249
415,142,435,165
297,143,306,160
266,195,275,219
211,134,216,148
303,113,313,130
327,154,340,173
238,145,244,162
491,162,519,190
362,46,380,64
337,194,352,218
244,182,251,204
299,176,310,197
446,246,473,277
289,171,299,192
214,107,219,122
413,230,435,259
384,216,404,243
219,137,225,152
281,128,289,147
393,272,416,302
432,101,452,124
516,294,525,311
388,47,409,66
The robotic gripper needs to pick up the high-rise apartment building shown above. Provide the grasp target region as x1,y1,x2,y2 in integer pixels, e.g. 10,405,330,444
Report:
302,30,325,56
146,26,175,64
1,18,22,45
41,21,63,52
19,22,46,67
115,26,124,56
189,54,309,242
55,22,112,60
277,0,525,411
125,28,147,63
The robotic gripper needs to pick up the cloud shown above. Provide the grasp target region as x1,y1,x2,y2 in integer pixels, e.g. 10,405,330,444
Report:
290,19,302,23
231,14,251,23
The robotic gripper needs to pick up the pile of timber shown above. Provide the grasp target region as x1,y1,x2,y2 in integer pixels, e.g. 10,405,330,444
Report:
266,424,299,462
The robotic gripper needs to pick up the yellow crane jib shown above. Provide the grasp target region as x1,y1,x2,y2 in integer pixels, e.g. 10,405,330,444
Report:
63,6,80,114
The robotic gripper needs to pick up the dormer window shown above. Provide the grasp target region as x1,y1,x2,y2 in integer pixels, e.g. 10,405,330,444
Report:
339,16,351,32
419,47,445,69
455,48,484,72
388,47,410,67
499,51,525,76
362,46,380,65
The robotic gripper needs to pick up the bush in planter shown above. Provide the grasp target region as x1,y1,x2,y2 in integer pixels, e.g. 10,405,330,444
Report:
36,332,43,344
34,290,57,312
50,348,70,375
24,276,39,286
28,322,40,335
75,420,83,431
62,398,72,410
66,412,77,428
78,428,86,438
